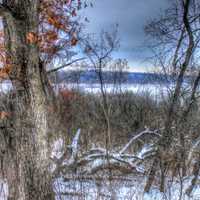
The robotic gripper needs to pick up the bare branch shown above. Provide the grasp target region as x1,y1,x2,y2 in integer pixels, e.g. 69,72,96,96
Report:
120,129,160,154
187,135,200,165
52,128,155,177
47,58,86,74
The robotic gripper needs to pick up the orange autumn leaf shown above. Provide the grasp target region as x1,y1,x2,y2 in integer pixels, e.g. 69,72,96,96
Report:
71,38,78,46
0,0,84,75
26,32,38,44
60,89,77,101
45,31,58,41
0,64,12,79
47,16,65,30
71,34,78,46
40,46,58,55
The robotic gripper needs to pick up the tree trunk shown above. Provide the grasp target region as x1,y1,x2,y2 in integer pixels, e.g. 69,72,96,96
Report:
144,0,194,192
1,1,54,199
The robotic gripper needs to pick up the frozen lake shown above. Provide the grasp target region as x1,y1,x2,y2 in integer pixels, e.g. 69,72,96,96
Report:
0,81,175,100
54,83,174,98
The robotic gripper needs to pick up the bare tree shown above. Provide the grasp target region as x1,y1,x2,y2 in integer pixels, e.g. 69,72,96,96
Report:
144,0,200,193
81,28,119,148
109,59,128,93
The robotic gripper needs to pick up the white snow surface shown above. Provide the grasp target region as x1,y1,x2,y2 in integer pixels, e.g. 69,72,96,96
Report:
1,138,200,199
1,175,200,200
54,83,172,98
0,180,8,200
50,137,200,200
53,175,200,200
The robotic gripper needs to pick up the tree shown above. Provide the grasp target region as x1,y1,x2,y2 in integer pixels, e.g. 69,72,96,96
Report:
82,28,119,148
0,0,86,199
109,59,128,92
144,0,200,193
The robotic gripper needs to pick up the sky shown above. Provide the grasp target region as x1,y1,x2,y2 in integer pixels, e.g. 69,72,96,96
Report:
81,0,170,72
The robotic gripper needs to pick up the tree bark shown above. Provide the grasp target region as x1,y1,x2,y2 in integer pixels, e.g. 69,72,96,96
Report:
1,1,54,199
144,0,194,192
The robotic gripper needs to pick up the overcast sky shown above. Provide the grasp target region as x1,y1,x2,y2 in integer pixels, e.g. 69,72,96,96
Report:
81,0,170,72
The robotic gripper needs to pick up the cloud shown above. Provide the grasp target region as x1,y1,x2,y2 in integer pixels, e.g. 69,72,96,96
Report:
81,0,170,71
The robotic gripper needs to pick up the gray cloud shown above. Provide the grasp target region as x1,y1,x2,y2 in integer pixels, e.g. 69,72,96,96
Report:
81,0,170,71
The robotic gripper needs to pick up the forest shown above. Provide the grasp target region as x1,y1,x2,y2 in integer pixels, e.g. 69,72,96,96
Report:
0,0,200,200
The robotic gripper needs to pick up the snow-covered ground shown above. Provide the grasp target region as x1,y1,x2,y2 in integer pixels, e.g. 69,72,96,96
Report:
53,175,200,200
1,131,200,200
51,130,200,200
1,175,200,200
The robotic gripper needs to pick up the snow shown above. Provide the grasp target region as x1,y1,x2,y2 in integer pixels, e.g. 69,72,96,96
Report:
53,175,200,200
0,80,174,103
1,174,200,200
119,129,159,154
137,144,155,159
53,83,172,98
51,138,64,159
70,129,81,160
0,180,8,200
0,81,172,102
49,131,200,200
1,134,200,200
0,81,12,93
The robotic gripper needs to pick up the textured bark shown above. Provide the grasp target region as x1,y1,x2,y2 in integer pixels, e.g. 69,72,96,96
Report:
145,0,194,192
1,1,54,199
144,158,158,193
185,159,200,196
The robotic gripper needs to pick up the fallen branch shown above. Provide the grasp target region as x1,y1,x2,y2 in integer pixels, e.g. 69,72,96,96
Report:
52,128,158,177
120,128,160,154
